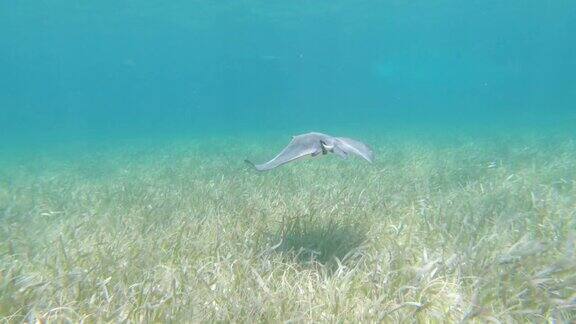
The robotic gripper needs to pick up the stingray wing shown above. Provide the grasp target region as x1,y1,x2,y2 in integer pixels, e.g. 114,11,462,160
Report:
335,137,374,163
246,135,322,171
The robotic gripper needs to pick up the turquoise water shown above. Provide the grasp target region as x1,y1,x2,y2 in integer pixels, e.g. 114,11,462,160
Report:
1,1,575,145
2,2,576,321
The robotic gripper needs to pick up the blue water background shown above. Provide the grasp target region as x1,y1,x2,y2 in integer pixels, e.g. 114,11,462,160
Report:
1,1,575,146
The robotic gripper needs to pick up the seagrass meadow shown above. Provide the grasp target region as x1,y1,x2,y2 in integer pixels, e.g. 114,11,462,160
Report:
2,0,576,322
1,129,575,322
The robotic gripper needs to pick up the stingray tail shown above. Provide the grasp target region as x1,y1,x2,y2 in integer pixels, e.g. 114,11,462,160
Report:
245,159,259,170
245,159,267,171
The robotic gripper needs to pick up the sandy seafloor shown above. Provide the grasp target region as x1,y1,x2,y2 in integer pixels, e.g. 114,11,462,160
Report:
1,127,575,322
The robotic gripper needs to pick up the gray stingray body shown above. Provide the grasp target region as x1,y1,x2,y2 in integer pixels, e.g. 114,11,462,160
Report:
246,132,374,171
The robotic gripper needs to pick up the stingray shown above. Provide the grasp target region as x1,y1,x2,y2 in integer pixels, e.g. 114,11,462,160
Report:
245,132,374,171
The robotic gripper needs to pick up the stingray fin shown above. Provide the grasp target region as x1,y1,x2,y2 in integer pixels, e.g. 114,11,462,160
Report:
335,137,374,163
248,136,322,171
332,145,349,159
